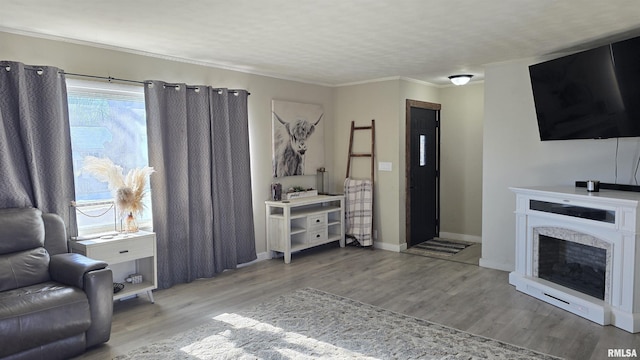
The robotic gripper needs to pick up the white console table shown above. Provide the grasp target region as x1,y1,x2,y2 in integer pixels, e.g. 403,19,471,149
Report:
266,195,345,263
71,231,157,303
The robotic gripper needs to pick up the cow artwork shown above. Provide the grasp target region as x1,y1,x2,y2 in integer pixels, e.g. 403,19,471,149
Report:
272,100,325,178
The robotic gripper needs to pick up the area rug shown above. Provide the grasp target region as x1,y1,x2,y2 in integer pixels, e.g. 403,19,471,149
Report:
115,288,561,359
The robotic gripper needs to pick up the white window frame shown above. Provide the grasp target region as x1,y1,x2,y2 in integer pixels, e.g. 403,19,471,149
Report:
67,79,152,237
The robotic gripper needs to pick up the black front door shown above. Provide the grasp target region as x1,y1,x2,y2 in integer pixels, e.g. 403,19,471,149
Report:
407,100,440,247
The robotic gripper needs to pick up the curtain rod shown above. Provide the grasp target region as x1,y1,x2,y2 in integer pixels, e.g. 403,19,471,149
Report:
64,71,145,85
61,71,250,95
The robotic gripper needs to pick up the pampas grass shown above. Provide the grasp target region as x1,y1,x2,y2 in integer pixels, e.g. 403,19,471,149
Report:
82,156,155,218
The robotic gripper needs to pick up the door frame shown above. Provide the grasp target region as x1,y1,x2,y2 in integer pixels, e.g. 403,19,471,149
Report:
405,99,441,247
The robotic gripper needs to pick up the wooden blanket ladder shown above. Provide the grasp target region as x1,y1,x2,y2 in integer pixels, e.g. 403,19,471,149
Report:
345,119,376,247
345,119,376,181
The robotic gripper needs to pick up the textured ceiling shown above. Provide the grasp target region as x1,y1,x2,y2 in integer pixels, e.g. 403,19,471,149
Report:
2,1,640,86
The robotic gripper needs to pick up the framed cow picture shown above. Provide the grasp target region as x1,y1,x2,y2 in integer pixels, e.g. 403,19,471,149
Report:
272,100,324,178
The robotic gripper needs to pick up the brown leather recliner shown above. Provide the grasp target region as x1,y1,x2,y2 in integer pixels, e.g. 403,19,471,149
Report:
0,207,113,360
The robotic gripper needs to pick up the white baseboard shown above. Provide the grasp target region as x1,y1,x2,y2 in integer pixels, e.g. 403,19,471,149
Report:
238,251,272,268
373,241,403,252
439,232,481,243
478,257,513,272
256,251,272,262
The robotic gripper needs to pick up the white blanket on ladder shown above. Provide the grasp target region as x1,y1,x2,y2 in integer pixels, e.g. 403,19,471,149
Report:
344,178,373,246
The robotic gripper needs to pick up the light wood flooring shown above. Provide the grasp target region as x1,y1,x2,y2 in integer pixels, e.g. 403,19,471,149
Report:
77,243,639,360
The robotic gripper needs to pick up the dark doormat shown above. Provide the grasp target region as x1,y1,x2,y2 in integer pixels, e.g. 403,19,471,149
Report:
403,238,480,265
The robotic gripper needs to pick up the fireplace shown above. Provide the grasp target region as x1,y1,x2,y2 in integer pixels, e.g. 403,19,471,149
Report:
536,232,608,301
510,186,640,333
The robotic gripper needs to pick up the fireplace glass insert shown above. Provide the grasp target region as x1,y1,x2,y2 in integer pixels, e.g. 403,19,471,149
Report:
538,235,606,300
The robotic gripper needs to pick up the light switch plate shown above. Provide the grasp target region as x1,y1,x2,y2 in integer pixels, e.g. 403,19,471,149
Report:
378,162,392,171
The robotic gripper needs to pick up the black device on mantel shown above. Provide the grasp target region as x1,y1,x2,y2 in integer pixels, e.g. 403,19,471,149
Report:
530,36,640,141
575,181,640,192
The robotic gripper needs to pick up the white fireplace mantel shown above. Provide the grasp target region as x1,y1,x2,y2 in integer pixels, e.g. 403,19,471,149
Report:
509,186,640,333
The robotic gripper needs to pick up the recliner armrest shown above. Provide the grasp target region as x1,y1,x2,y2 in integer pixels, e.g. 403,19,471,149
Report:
50,253,108,289
50,253,114,347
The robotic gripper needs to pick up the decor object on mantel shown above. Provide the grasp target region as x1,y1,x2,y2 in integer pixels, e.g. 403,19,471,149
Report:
82,156,154,232
575,180,640,192
114,288,560,360
284,186,318,200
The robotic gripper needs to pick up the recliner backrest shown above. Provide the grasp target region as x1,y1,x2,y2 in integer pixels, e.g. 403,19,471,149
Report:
0,208,45,254
0,208,52,291
42,212,70,256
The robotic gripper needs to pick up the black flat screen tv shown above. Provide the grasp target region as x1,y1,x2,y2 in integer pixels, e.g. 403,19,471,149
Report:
612,36,640,130
529,36,640,141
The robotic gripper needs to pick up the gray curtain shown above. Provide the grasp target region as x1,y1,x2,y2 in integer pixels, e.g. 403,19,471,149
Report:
145,82,256,289
0,61,76,227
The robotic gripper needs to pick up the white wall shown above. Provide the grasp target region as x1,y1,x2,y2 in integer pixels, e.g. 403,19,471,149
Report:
333,80,402,249
480,58,640,271
439,83,484,241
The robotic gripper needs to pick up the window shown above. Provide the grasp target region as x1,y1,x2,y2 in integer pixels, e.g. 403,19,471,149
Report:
67,79,152,236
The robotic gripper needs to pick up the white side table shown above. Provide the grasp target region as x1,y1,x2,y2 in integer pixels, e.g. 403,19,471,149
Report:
71,231,158,303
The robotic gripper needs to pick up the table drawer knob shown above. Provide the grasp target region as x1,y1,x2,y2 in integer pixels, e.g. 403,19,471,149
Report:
119,250,129,254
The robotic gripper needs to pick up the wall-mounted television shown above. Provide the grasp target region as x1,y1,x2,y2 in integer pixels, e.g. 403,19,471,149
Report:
529,36,640,141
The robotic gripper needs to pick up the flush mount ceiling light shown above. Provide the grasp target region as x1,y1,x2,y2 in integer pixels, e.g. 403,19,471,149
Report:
448,74,473,86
